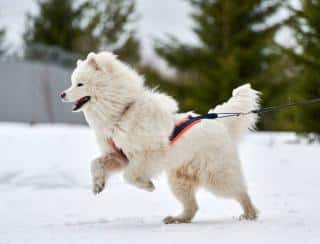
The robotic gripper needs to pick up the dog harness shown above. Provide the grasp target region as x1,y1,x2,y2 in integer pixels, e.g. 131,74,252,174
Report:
169,113,219,145
107,113,221,159
107,137,128,161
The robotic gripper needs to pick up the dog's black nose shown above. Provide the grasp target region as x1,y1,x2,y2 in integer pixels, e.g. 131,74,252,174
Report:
60,92,66,99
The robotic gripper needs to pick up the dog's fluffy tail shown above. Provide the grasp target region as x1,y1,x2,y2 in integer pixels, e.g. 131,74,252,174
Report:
210,83,260,142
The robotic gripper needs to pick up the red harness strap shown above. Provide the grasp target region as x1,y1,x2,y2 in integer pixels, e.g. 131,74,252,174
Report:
107,137,128,161
169,118,201,145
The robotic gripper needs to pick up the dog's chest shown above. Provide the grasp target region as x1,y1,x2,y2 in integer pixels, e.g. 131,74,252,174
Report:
83,112,113,152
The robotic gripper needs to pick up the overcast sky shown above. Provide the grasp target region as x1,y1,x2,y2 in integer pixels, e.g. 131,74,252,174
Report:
0,0,300,63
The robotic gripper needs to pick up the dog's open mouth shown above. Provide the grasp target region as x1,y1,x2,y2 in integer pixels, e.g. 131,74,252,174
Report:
72,96,91,111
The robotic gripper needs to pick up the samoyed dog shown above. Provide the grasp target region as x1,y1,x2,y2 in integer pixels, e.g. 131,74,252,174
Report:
61,51,260,224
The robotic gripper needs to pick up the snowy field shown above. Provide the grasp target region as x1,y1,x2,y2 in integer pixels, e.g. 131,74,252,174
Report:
1,123,320,244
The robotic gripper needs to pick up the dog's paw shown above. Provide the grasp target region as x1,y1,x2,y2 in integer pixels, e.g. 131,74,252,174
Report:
163,216,191,224
239,211,258,221
144,180,155,192
91,158,106,195
136,179,155,192
92,178,105,195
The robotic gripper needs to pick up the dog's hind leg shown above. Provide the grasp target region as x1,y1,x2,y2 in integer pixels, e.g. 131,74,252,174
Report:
204,164,258,220
163,164,199,224
91,153,127,194
236,192,258,220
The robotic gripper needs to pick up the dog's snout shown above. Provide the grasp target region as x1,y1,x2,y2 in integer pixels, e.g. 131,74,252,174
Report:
60,92,66,99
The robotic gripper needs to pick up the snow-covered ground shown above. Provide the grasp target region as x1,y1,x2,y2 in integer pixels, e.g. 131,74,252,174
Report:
1,123,320,244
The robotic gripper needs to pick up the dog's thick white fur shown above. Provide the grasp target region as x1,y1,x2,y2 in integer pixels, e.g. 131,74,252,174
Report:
62,52,260,224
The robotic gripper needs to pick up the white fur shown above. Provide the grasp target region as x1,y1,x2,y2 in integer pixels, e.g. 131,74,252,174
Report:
62,51,260,223
211,84,260,142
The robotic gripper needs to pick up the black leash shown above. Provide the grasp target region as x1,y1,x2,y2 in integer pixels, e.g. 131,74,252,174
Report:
170,98,320,143
204,97,320,119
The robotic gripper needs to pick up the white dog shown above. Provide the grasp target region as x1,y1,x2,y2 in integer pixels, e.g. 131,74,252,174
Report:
61,51,260,224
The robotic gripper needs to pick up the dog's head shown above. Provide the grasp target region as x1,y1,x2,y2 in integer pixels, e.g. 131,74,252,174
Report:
60,51,143,112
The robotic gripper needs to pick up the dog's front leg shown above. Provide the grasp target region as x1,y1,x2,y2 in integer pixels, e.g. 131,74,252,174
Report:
123,162,155,192
91,153,127,194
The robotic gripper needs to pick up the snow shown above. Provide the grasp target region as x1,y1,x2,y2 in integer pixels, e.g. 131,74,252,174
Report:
1,123,320,244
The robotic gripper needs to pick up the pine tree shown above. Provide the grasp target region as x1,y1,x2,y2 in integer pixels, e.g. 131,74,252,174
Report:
0,28,6,56
284,0,320,138
156,0,284,129
98,0,140,66
24,0,140,67
24,0,99,65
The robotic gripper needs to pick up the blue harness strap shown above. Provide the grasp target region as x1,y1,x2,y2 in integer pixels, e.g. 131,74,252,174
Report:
169,113,219,144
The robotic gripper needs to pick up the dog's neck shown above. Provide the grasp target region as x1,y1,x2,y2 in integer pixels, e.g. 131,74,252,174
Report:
83,95,136,137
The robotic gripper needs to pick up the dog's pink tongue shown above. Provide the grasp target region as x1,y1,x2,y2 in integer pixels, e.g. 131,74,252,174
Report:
72,100,80,110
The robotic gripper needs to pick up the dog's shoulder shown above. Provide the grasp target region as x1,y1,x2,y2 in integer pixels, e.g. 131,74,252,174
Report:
132,89,178,129
146,90,178,114
114,90,178,154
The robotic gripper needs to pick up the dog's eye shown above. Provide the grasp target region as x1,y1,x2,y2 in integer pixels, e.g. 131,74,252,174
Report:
77,83,84,87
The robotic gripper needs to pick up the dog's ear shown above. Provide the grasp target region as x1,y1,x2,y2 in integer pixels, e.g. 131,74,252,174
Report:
87,52,101,71
76,59,83,66
88,57,100,71
87,52,96,60
87,51,116,72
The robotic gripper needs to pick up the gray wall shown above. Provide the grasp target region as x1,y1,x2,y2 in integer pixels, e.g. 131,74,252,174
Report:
0,61,86,124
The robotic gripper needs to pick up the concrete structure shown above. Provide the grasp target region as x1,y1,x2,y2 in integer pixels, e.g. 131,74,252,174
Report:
0,61,86,124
